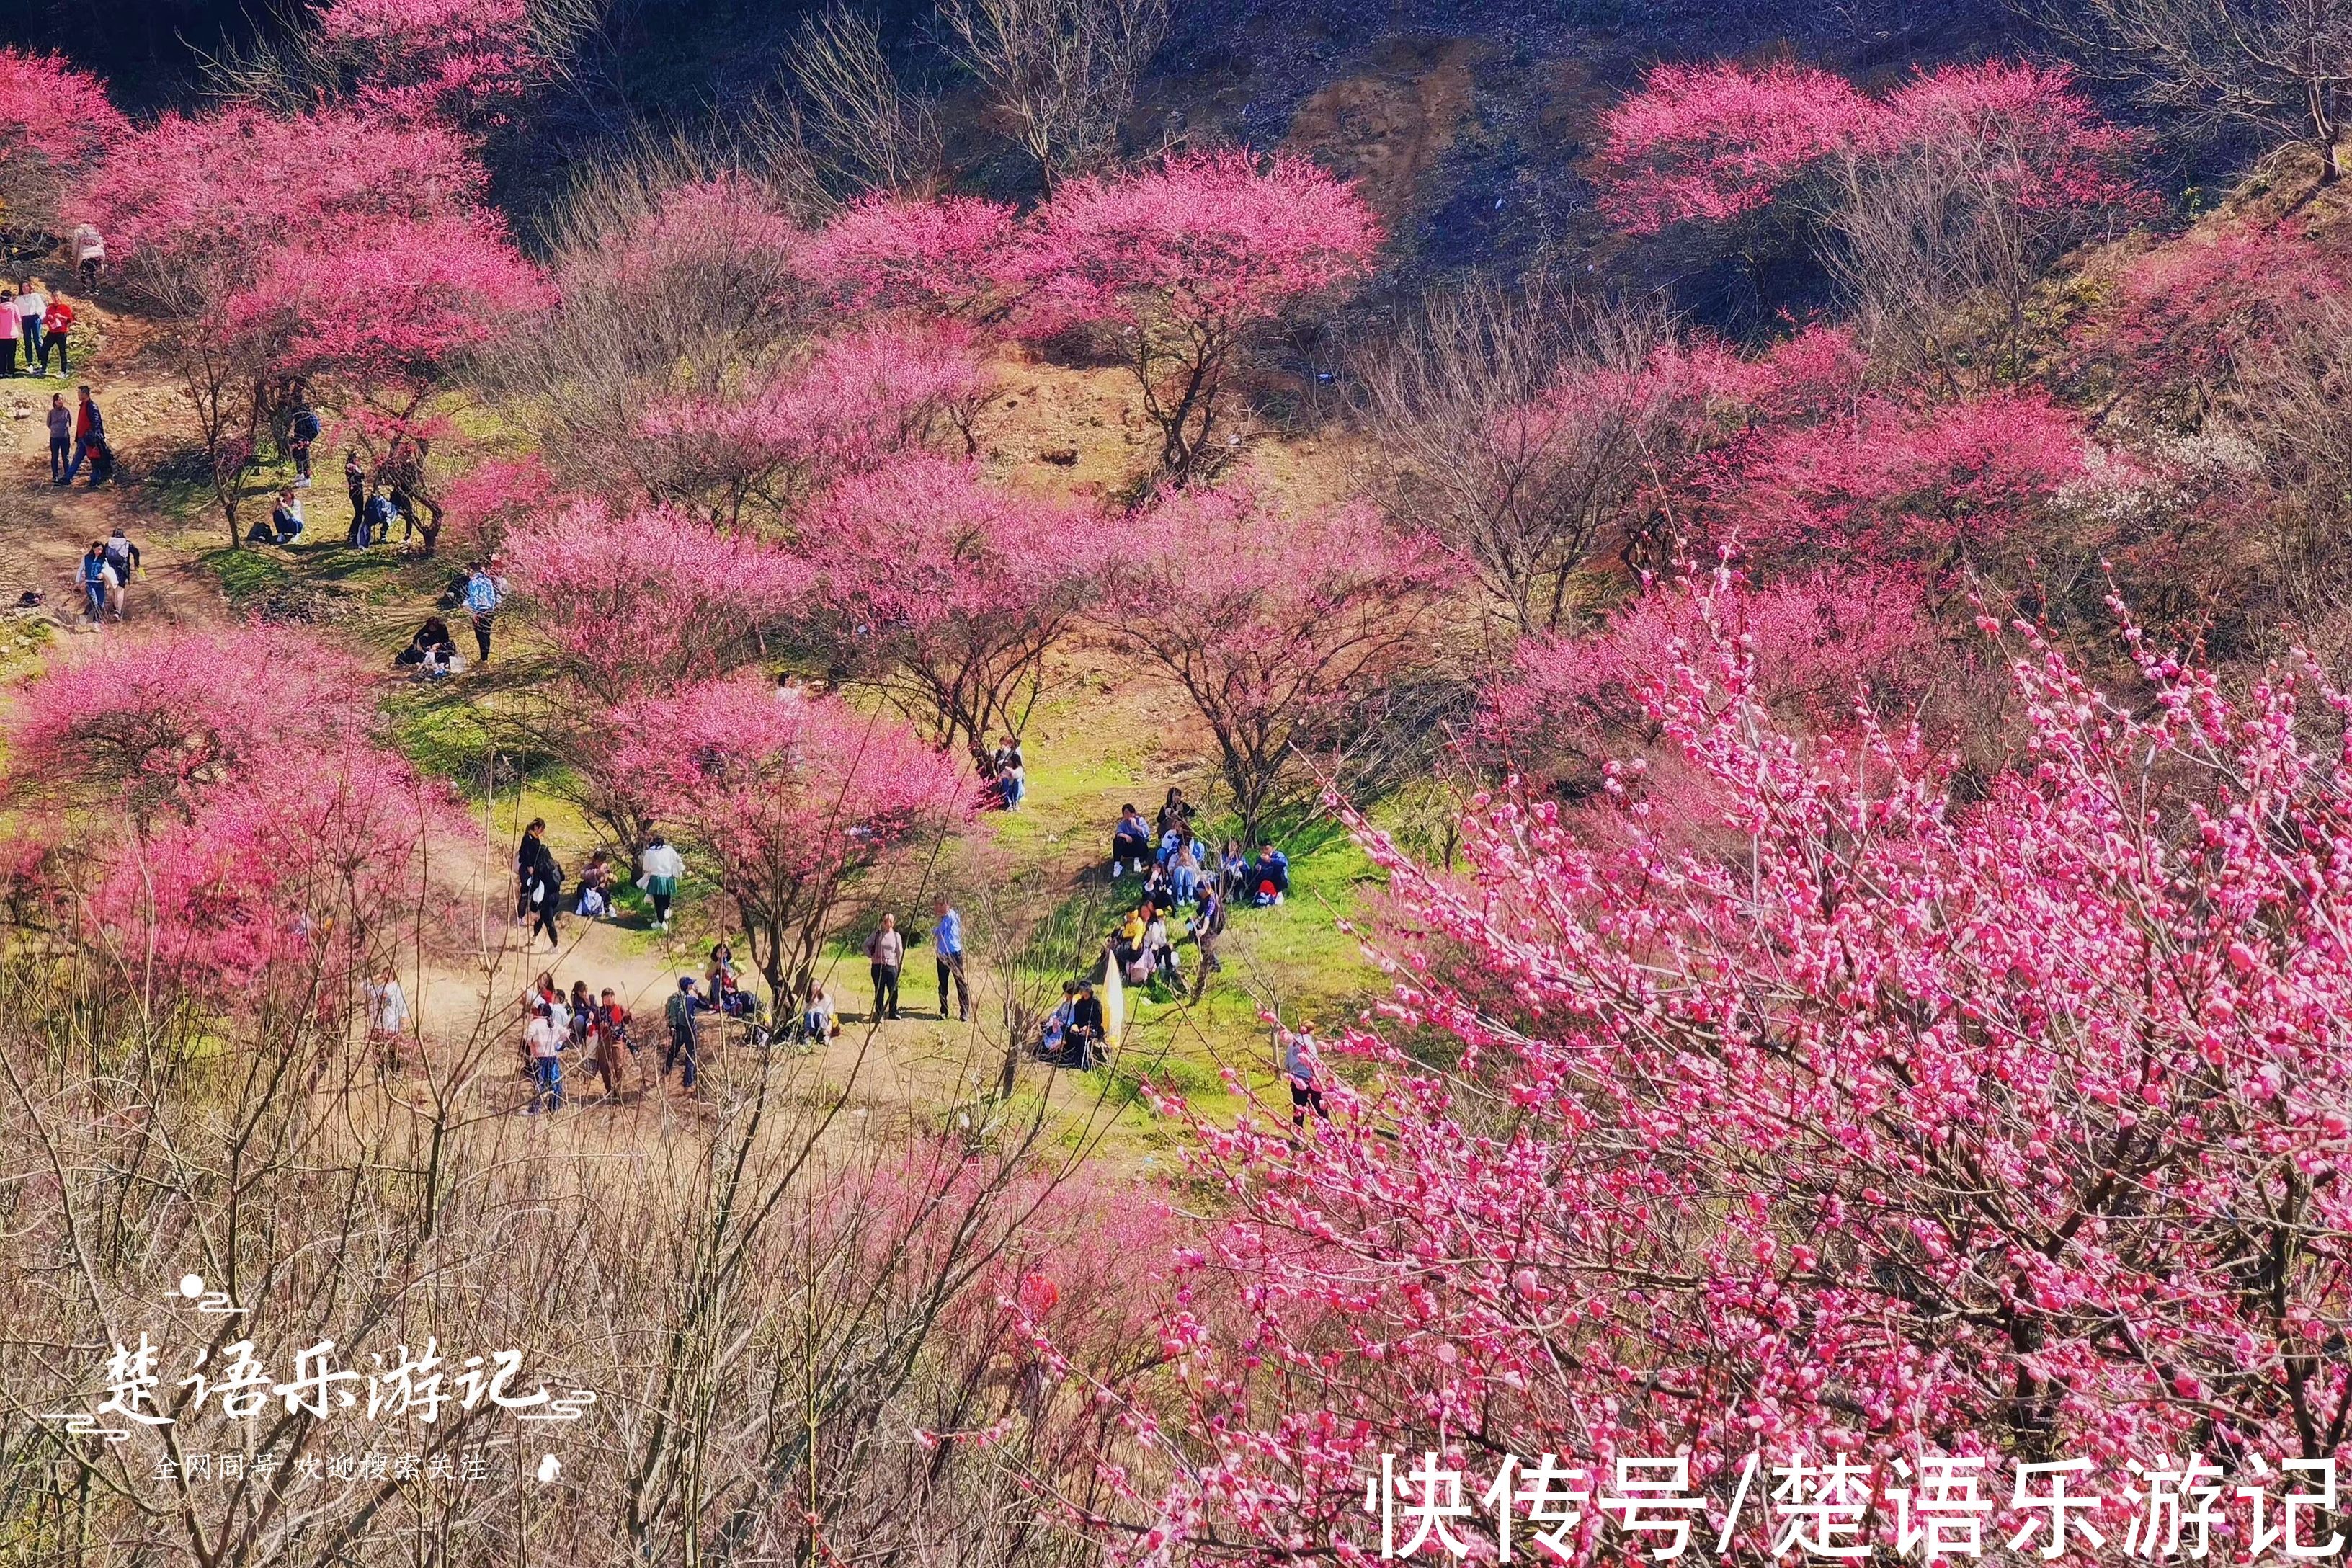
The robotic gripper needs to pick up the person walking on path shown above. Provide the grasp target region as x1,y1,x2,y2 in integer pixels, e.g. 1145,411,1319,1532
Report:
463,560,502,664
931,899,969,1021
663,976,706,1090
76,541,110,624
523,1002,566,1113
60,386,103,485
590,988,633,1098
516,817,563,951
865,914,905,1021
102,527,138,621
639,832,684,930
38,291,71,374
44,393,68,480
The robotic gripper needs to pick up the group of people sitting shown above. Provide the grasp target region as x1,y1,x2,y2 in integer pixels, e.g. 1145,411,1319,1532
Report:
1110,790,1290,908
1036,979,1108,1069
394,616,458,678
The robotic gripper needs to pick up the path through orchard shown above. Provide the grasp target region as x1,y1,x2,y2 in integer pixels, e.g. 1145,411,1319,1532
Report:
0,340,1105,1136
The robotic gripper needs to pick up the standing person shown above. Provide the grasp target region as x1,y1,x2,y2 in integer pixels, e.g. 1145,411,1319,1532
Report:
1189,882,1225,1002
463,560,501,665
638,832,684,930
102,526,138,622
363,966,410,1074
355,484,388,548
662,976,705,1091
65,388,109,485
592,988,634,1097
931,899,969,1022
70,223,103,288
44,393,68,481
76,541,108,623
517,819,562,950
865,914,904,1021
523,1002,566,1113
344,452,367,535
37,290,70,374
288,405,318,485
0,288,19,375
990,736,1025,810
16,279,45,371
1283,1022,1327,1131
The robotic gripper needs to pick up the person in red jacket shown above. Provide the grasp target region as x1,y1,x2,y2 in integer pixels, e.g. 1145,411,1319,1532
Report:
40,295,73,375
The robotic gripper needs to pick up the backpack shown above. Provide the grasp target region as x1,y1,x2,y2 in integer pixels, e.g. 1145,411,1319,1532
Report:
291,409,321,442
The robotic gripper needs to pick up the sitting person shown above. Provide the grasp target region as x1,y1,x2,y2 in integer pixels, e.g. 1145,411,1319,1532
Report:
270,488,304,545
1155,787,1191,841
1060,982,1105,1069
1111,803,1152,878
800,984,837,1044
1250,843,1291,904
1140,860,1175,909
1112,904,1149,977
395,617,458,678
1145,909,1180,986
1170,832,1203,906
1038,981,1078,1060
574,851,613,918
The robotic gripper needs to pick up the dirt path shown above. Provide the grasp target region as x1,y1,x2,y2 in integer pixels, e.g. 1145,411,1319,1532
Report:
0,317,225,631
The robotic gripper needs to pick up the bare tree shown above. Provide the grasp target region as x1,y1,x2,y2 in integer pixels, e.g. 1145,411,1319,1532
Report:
2046,0,2352,181
940,0,1173,182
786,6,945,195
1818,111,2129,388
1358,281,1687,643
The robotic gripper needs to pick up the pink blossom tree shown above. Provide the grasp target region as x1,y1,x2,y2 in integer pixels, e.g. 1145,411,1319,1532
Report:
1703,387,2098,572
636,326,988,526
4,628,368,824
493,503,812,855
84,107,497,541
793,192,1017,319
1010,151,1381,484
500,501,812,693
806,455,1105,775
310,0,544,122
1108,485,1442,842
81,743,467,1023
1110,584,2352,1558
1599,61,2142,379
228,210,553,553
1482,566,1946,797
1595,59,1879,234
599,674,971,1007
2080,220,2351,427
0,48,125,233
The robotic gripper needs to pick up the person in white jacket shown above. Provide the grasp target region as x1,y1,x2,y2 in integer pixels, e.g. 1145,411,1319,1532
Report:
639,832,685,931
